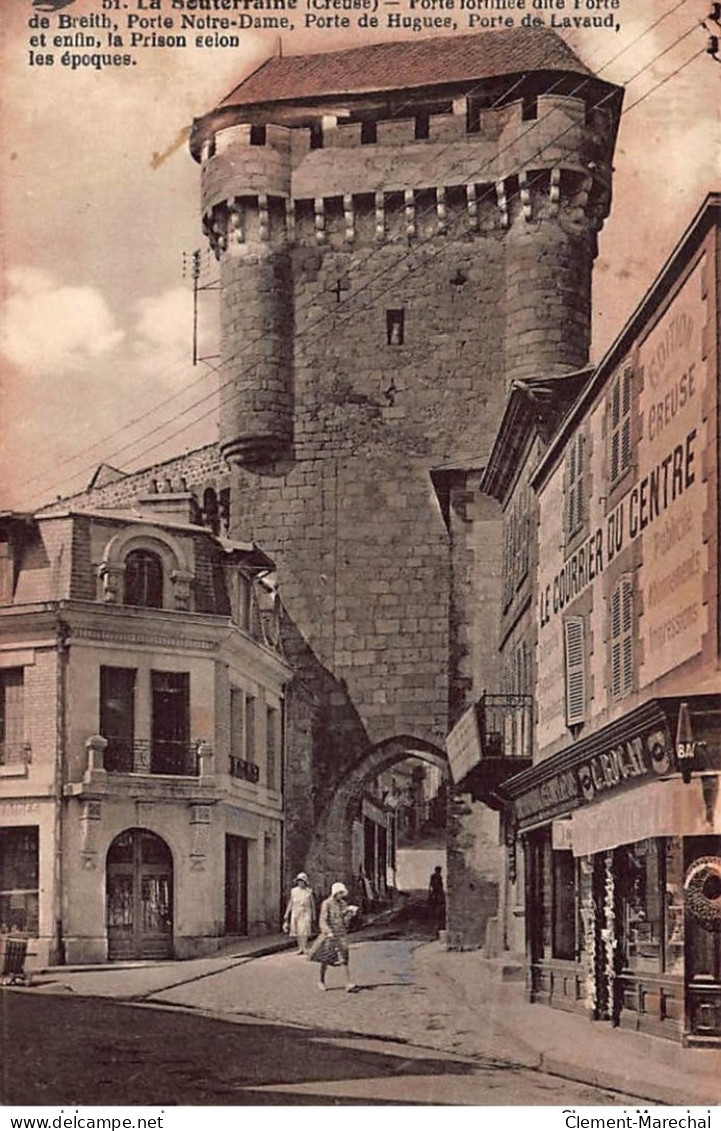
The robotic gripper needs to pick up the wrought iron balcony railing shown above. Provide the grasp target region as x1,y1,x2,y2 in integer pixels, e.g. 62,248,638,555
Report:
229,756,260,783
151,740,199,777
446,692,533,790
478,693,533,760
101,738,198,777
102,739,134,774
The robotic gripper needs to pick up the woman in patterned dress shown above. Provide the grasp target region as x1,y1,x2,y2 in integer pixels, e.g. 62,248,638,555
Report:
308,882,359,992
282,873,316,955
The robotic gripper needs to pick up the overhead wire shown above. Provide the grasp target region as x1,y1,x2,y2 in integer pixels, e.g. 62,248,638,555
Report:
21,9,689,501
20,12,711,508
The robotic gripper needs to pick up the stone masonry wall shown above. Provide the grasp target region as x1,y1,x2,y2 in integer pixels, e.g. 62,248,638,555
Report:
447,793,504,951
227,210,511,824
193,59,619,890
212,153,613,887
44,445,227,515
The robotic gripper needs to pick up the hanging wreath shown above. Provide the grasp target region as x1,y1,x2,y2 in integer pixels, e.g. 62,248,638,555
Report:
684,856,721,933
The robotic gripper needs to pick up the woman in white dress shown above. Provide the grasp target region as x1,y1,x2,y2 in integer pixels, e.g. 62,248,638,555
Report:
282,872,316,954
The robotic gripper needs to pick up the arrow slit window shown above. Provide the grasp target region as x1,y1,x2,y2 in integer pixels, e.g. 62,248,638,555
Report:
386,309,404,346
610,575,634,700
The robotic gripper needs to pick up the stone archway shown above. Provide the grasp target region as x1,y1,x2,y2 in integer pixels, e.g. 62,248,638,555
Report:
305,735,448,897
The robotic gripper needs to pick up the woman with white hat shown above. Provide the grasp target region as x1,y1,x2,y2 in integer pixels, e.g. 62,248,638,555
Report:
282,872,316,955
308,881,359,991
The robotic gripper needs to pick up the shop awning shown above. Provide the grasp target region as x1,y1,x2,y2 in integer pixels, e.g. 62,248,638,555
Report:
570,776,720,856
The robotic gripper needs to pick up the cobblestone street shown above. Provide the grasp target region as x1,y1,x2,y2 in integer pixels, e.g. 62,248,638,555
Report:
2,939,643,1107
5,936,650,1106
150,937,526,1067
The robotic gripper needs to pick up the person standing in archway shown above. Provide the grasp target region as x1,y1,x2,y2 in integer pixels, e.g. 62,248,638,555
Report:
428,866,446,927
282,872,316,955
308,882,359,991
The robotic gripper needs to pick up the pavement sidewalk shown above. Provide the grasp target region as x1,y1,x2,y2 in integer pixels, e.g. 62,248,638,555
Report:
416,946,720,1108
28,932,294,999
28,931,720,1107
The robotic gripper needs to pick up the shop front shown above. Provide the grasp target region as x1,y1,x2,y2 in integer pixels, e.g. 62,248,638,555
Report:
504,697,721,1044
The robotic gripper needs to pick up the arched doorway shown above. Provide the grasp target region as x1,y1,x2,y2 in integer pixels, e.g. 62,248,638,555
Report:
106,829,173,961
305,736,448,899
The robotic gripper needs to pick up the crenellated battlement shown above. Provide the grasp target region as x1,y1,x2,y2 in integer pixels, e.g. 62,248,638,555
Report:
203,165,610,260
199,85,614,264
198,37,621,466
200,92,612,205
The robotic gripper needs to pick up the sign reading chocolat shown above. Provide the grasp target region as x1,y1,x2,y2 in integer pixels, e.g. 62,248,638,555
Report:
514,724,672,827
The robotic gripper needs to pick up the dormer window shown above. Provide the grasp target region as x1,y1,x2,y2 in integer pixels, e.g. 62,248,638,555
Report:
124,549,163,609
99,526,193,611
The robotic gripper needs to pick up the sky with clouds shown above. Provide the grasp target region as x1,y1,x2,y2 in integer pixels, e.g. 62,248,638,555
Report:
0,0,719,510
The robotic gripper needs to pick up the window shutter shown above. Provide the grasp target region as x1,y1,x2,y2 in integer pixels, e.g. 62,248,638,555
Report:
230,687,244,755
611,379,620,429
564,617,586,726
565,478,573,539
610,430,620,483
502,522,512,608
611,641,621,700
266,706,278,790
610,577,634,700
621,417,632,473
575,436,584,530
621,579,634,695
610,586,621,637
565,433,585,538
622,578,633,633
610,368,633,483
610,586,621,698
622,635,633,697
245,695,256,763
622,367,632,416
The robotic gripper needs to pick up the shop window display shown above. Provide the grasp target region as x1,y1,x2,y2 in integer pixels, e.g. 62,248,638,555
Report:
528,829,582,962
553,850,577,960
0,827,39,936
664,837,685,975
620,839,662,972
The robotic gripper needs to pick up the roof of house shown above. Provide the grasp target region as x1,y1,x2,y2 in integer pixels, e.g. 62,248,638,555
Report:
481,368,593,503
87,463,127,491
215,28,594,110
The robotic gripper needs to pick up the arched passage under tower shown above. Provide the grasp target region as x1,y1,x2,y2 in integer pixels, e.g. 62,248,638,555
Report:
304,735,448,902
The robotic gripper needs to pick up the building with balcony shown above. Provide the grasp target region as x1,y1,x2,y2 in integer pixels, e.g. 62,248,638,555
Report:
0,483,291,965
472,194,721,1045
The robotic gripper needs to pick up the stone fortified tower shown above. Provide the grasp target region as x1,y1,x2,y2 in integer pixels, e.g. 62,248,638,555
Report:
190,30,622,887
